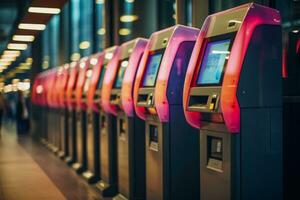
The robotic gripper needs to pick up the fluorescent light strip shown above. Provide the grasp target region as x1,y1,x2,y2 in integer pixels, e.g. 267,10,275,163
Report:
1,54,19,59
18,23,46,30
13,35,35,42
0,58,16,62
7,43,28,50
3,50,20,56
28,7,61,14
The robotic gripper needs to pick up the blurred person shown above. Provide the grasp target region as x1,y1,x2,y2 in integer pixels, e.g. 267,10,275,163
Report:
16,91,29,134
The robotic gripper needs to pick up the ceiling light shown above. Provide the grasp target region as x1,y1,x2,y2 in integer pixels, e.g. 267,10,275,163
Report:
28,7,61,14
1,54,18,59
0,57,16,62
26,57,33,64
0,61,12,66
96,0,104,4
97,28,106,35
292,29,299,33
3,50,20,56
18,23,46,30
13,35,35,42
125,0,135,3
79,41,90,49
7,43,28,50
120,15,138,22
119,28,131,36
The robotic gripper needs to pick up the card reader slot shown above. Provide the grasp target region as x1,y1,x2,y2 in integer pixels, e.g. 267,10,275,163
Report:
189,95,209,108
138,94,148,102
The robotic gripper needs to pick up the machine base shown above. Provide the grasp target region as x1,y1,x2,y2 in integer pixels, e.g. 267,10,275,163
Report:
57,151,65,159
72,162,85,173
112,194,128,200
65,156,74,165
82,170,98,184
95,180,117,197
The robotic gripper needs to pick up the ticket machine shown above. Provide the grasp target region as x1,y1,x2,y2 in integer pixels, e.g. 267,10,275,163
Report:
65,61,80,164
81,54,102,183
101,38,147,199
57,64,70,158
183,3,282,200
53,67,64,155
82,47,117,185
133,25,200,200
72,57,90,173
46,68,58,152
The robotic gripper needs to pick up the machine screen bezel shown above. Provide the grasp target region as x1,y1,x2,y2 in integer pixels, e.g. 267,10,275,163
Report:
141,48,165,88
113,58,129,89
195,32,236,87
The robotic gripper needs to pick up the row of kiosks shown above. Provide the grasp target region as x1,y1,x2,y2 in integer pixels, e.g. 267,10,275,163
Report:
32,3,283,200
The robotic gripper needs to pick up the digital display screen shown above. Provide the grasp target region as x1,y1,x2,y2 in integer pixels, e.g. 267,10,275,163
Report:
97,65,106,89
114,59,129,88
197,39,231,85
142,51,163,87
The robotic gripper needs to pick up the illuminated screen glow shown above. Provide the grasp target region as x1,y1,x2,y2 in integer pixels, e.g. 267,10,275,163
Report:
114,59,129,88
97,65,106,89
142,51,163,87
197,39,231,85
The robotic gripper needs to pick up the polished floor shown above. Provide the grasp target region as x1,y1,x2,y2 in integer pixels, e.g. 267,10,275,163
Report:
0,122,104,200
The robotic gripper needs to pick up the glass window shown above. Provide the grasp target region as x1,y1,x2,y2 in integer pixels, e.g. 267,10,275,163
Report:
95,0,106,51
158,0,176,29
70,0,81,61
79,0,93,56
119,0,136,42
41,26,50,70
49,15,60,68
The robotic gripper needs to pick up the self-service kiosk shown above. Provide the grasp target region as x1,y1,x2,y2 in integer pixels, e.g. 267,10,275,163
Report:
65,61,80,164
183,3,282,200
78,54,102,183
101,38,147,200
90,46,118,196
57,64,70,158
72,57,90,173
53,67,64,155
46,69,59,152
83,47,117,185
133,25,200,200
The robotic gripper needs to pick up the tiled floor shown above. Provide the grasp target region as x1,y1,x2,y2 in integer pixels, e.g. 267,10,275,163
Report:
0,122,104,200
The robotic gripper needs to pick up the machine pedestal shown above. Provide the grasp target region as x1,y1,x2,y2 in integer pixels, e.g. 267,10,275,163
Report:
96,112,117,197
82,110,100,183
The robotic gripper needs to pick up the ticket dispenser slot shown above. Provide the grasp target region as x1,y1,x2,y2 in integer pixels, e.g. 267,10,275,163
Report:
207,136,223,172
149,125,158,151
189,95,209,108
119,118,126,141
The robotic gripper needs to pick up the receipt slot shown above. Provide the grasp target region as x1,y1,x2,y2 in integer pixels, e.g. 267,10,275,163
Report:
133,25,200,200
183,3,282,200
72,57,90,173
101,38,147,200
65,61,80,164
